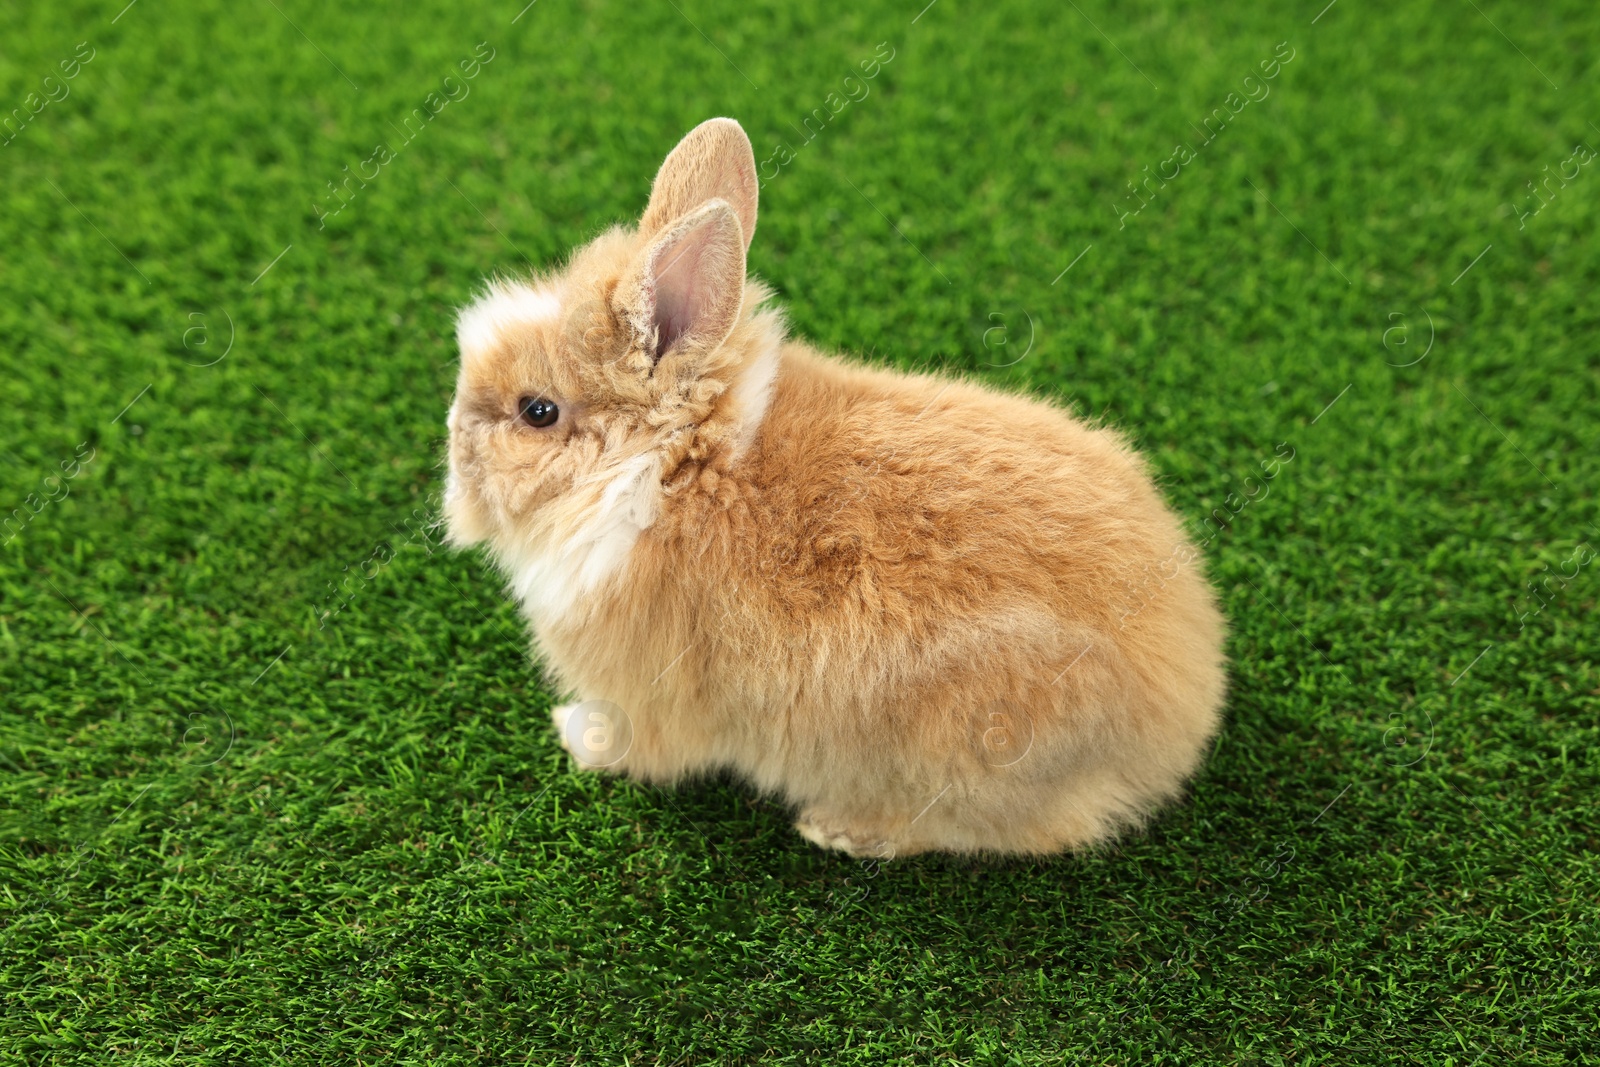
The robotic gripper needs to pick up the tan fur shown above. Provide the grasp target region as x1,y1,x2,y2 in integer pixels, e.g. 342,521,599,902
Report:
445,118,1227,857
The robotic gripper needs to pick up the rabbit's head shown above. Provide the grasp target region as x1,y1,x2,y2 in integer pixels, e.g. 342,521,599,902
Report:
444,118,782,619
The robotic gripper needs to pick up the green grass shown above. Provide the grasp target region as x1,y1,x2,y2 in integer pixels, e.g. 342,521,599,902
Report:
2,0,1598,1062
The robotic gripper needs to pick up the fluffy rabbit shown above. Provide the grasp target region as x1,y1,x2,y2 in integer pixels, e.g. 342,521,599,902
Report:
444,117,1227,857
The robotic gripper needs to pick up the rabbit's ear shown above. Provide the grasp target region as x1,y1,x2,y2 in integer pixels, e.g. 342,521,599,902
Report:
616,198,746,362
639,118,757,252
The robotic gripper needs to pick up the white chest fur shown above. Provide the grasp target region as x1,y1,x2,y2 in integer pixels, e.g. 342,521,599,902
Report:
496,450,663,625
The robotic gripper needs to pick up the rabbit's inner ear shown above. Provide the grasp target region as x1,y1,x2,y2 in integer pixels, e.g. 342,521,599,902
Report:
651,216,735,357
640,118,758,252
620,200,746,365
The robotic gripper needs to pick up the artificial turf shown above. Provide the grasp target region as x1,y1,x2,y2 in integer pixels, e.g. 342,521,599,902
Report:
2,0,1598,1062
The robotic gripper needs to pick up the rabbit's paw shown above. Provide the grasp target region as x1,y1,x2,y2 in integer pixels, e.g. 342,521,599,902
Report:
551,700,634,770
794,810,896,860
551,703,579,754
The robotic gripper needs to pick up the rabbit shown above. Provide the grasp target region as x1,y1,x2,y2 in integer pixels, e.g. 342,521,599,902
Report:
443,117,1227,858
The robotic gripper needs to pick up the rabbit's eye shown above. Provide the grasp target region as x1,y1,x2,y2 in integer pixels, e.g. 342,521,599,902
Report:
517,396,559,428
